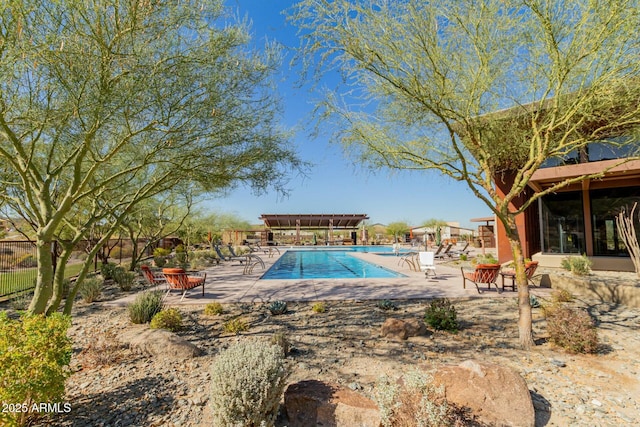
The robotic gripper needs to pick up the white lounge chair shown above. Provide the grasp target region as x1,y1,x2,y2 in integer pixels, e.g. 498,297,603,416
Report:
418,251,437,278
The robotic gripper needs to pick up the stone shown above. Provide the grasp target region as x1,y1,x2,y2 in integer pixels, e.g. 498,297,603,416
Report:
433,360,535,427
380,318,427,340
120,326,203,361
284,380,380,427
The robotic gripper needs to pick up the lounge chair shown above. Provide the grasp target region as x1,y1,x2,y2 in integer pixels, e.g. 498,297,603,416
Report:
434,243,454,259
214,244,246,264
461,264,501,293
449,242,470,258
499,261,539,291
162,268,206,301
140,265,167,290
418,251,437,278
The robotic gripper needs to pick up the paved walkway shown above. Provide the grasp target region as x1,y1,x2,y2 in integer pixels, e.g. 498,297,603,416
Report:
105,247,553,307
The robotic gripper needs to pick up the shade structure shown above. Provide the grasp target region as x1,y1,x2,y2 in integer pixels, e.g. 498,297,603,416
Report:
259,214,369,229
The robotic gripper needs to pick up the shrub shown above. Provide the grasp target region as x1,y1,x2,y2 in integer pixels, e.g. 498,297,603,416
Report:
128,291,164,324
546,305,598,354
112,267,136,291
78,276,103,303
473,253,498,265
552,289,574,303
204,302,225,316
560,254,592,276
100,262,119,280
377,299,399,311
209,341,289,427
223,318,249,334
150,308,183,332
267,300,288,315
78,327,128,369
374,370,470,427
0,312,72,427
424,298,458,332
311,302,326,313
10,292,32,311
270,332,290,356
153,247,171,267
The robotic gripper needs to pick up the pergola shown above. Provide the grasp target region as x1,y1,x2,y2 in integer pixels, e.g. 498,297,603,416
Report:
259,214,369,244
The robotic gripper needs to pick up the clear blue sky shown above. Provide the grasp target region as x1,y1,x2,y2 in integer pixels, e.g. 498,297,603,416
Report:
205,0,492,229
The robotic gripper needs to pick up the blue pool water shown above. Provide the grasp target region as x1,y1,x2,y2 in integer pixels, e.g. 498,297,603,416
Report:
261,248,406,279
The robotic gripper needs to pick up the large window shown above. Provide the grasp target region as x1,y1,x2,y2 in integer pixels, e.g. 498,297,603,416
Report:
591,187,640,256
540,192,585,254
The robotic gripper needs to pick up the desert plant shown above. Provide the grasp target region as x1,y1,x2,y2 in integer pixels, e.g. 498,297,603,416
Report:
270,332,290,356
10,291,32,311
204,302,225,316
377,299,399,311
546,305,598,354
209,341,289,427
100,262,119,280
560,254,592,276
78,276,103,303
128,291,164,324
459,254,468,261
374,370,455,427
150,308,183,332
267,300,288,315
473,253,498,264
0,312,72,427
223,318,249,334
153,247,171,268
551,289,574,303
311,302,326,313
424,299,458,332
112,267,136,291
78,327,128,369
529,295,540,308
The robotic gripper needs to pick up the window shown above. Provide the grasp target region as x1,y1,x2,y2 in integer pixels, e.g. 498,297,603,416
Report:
590,187,640,256
540,192,585,254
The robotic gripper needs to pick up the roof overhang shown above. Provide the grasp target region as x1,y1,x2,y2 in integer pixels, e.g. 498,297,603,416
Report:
528,158,640,191
259,214,369,229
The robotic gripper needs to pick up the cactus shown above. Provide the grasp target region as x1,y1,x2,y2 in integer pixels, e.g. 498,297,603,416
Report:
267,300,288,315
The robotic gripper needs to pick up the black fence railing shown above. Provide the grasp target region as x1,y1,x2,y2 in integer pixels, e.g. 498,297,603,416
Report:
0,238,157,300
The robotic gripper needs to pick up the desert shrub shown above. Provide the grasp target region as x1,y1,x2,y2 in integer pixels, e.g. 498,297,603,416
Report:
153,247,171,267
267,300,288,315
270,332,290,356
112,266,136,291
204,302,225,316
175,245,188,264
459,254,468,261
377,299,399,311
0,312,72,427
546,305,598,354
209,341,289,427
529,295,540,308
78,327,128,369
10,291,32,311
128,291,164,324
473,253,498,265
311,302,326,313
78,276,103,303
424,298,458,332
223,318,249,334
375,370,470,427
150,308,183,332
100,262,119,280
552,289,574,303
560,254,592,276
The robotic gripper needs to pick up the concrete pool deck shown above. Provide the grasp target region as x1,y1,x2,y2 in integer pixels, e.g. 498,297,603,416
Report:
104,247,553,307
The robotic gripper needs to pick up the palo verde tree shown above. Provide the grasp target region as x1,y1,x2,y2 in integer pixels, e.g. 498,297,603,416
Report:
0,0,302,315
291,0,640,348
385,221,410,243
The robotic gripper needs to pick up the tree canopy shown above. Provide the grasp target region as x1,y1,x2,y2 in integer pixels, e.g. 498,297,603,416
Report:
0,0,302,314
291,0,640,348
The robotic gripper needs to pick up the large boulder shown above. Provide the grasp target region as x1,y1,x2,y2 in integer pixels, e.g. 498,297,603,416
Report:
433,360,535,427
284,380,380,427
380,318,427,340
120,326,203,361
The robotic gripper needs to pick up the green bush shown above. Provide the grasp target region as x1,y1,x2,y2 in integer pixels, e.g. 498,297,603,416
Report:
424,298,458,332
10,292,32,311
377,299,399,311
223,318,249,334
209,341,289,427
0,312,72,427
153,247,171,267
112,266,136,291
128,291,164,324
560,254,592,276
204,302,225,316
100,262,119,280
150,308,183,332
546,305,598,354
311,302,326,313
78,276,103,303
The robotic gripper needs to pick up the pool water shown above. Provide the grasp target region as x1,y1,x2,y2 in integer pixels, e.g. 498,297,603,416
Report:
261,249,406,279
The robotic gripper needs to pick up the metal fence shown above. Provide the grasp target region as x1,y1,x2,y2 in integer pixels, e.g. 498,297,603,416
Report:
0,238,156,300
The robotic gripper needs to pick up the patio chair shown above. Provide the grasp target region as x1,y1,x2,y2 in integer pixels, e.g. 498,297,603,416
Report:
434,243,454,259
461,264,501,293
140,265,167,290
499,261,539,291
214,244,246,264
162,268,206,301
418,251,437,278
449,242,470,258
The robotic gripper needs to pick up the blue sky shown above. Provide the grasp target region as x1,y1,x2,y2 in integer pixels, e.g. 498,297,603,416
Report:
205,0,492,229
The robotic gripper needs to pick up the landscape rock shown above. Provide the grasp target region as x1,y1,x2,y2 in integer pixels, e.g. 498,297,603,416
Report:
380,318,427,340
433,359,535,427
120,326,203,361
284,380,381,427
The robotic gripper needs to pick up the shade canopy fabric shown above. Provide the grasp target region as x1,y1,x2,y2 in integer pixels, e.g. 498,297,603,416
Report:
259,214,369,229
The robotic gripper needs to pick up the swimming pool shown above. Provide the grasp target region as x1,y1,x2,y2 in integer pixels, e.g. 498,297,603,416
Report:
261,249,406,279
